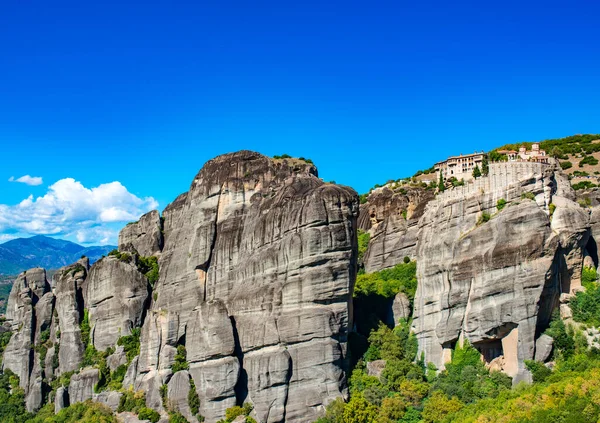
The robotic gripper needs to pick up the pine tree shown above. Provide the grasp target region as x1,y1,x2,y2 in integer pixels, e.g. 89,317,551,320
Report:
438,171,445,192
482,157,489,176
473,165,482,178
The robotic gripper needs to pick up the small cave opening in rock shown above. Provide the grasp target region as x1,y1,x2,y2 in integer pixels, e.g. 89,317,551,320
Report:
473,339,503,364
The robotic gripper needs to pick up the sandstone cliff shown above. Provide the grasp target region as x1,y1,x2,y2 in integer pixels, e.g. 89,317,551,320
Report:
360,185,434,273
1,151,359,423
411,162,591,382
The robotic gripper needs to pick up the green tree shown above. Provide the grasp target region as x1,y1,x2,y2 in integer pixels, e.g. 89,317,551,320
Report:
472,165,482,178
481,156,489,176
421,391,463,423
342,394,378,423
438,171,445,192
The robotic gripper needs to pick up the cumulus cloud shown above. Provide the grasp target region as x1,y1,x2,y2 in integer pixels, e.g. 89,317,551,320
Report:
0,178,158,245
8,175,43,186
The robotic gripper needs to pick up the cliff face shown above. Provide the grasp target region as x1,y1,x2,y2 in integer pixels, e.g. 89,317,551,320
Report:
360,185,434,272
2,151,359,422
136,151,358,422
412,163,590,381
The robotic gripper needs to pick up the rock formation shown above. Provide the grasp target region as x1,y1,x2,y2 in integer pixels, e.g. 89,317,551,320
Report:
412,162,591,382
360,185,434,273
133,151,358,422
1,151,359,423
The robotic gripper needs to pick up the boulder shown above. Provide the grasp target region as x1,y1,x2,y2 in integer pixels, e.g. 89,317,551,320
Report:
534,334,554,362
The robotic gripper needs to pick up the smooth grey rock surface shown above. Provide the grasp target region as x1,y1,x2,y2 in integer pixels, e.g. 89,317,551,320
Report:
534,334,554,362
361,186,434,272
85,256,149,351
69,368,100,404
412,163,588,382
119,210,164,257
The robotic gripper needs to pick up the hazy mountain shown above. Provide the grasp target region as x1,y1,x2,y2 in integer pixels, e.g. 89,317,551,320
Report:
0,235,115,275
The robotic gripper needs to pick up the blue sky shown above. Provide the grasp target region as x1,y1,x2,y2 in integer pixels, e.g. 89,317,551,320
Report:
1,0,599,245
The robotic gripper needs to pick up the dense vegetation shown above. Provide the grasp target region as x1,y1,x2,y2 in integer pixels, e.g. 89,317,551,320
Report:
319,261,600,423
494,134,600,156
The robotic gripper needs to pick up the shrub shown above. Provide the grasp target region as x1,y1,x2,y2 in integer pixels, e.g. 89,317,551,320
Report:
80,309,90,346
138,407,161,423
118,389,146,413
525,360,552,382
117,328,141,362
169,412,190,423
560,161,573,170
172,345,189,372
496,199,507,211
357,230,370,262
549,203,556,216
521,192,536,200
573,181,597,191
354,261,417,300
403,256,410,264
188,377,201,417
579,155,599,167
477,212,491,225
138,255,159,287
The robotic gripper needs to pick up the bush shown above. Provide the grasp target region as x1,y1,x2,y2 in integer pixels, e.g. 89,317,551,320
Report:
172,345,189,372
118,389,146,413
137,256,159,287
496,199,507,211
117,328,141,362
169,412,190,423
579,155,599,167
521,192,536,200
357,230,370,262
80,309,90,346
138,407,161,423
525,360,552,383
188,377,201,417
477,212,491,225
354,262,417,300
573,181,597,190
560,161,573,170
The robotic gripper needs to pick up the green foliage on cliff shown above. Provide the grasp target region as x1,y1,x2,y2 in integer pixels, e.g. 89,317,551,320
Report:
571,267,600,327
496,134,600,156
117,328,141,362
357,230,370,262
354,262,417,300
26,401,118,423
172,344,189,372
137,255,159,287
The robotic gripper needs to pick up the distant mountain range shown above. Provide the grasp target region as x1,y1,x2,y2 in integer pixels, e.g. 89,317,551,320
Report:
0,235,115,275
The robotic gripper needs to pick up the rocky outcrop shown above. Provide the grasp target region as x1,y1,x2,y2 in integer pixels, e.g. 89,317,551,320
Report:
119,210,164,257
54,261,87,374
412,163,589,381
360,185,434,272
0,151,355,421
3,268,53,411
137,151,358,423
85,256,149,351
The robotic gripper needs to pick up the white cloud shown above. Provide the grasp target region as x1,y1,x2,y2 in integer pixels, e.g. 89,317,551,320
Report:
0,234,17,243
0,178,158,245
8,175,43,186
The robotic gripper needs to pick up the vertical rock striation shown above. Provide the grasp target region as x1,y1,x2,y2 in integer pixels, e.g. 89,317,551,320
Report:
360,186,434,272
135,151,358,422
412,163,590,382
